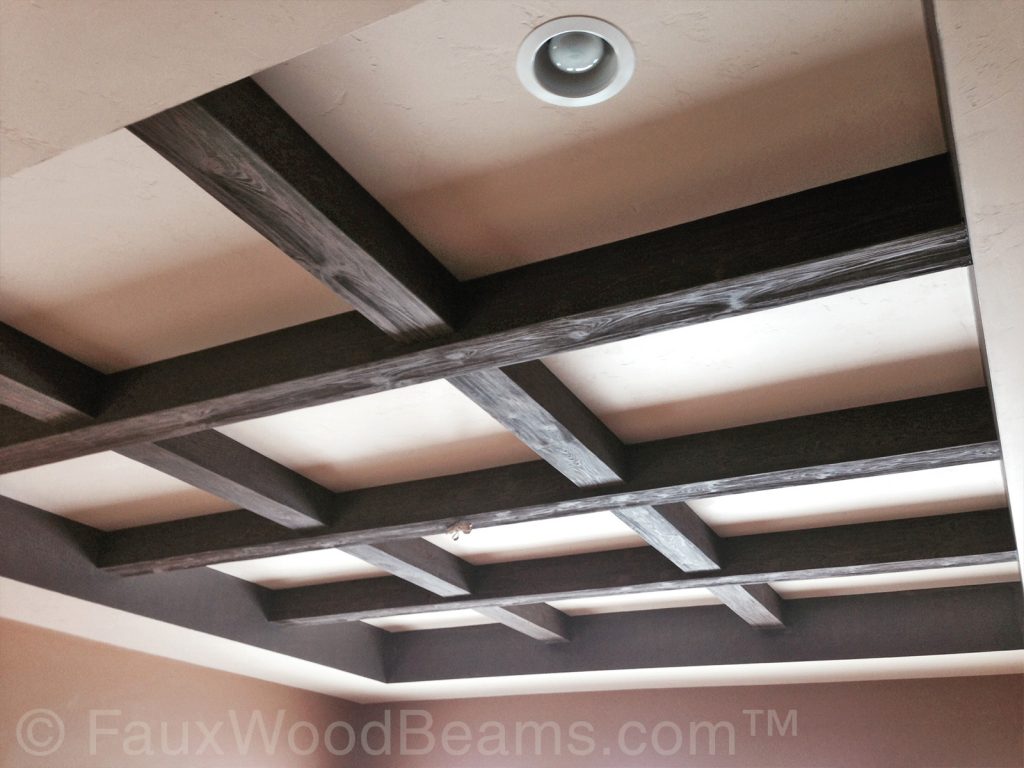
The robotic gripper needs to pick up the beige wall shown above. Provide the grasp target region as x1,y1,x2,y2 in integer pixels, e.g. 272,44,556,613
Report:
0,619,360,767
363,678,1024,767
2,618,1021,766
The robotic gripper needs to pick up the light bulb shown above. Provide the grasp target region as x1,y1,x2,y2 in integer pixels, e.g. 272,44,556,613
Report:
548,31,605,74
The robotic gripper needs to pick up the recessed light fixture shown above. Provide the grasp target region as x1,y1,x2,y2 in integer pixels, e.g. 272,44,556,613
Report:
516,16,635,107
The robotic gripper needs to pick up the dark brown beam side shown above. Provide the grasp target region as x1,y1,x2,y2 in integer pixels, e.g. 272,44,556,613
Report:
129,79,459,341
97,388,999,575
342,540,473,597
614,504,720,569
615,504,784,627
118,433,334,529
449,362,627,485
0,322,103,426
0,157,968,472
384,584,1024,682
712,584,784,627
265,509,1017,625
476,604,571,643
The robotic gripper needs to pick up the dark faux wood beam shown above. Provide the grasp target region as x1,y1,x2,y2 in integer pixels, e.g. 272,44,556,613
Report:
266,509,1016,625
615,504,720,569
118,433,335,529
97,388,999,575
712,584,784,627
476,604,571,643
342,540,473,597
129,79,459,341
615,504,784,627
448,362,626,485
385,583,1024,682
0,156,968,472
0,322,102,426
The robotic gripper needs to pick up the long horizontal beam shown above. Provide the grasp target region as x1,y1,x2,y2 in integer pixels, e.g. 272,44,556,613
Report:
96,388,999,575
268,509,1016,624
0,155,967,472
385,583,1024,682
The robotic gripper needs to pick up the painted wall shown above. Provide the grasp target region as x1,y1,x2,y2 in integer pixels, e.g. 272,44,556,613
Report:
2,618,1021,766
0,619,361,767
358,677,1024,767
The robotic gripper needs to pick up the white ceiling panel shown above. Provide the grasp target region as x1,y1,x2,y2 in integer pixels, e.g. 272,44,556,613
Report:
688,461,1007,536
0,0,421,176
210,549,388,589
365,609,497,633
257,0,943,279
0,451,232,529
773,562,1021,599
426,511,645,564
0,129,349,373
216,380,535,491
544,270,983,443
551,588,721,615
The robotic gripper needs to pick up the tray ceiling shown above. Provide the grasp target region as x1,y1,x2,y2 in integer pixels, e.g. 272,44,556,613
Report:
1,0,1019,702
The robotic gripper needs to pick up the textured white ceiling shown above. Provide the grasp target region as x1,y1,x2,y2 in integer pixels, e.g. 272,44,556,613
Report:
216,379,534,492
0,0,1007,701
256,0,944,278
0,0,420,176
544,269,983,443
0,451,232,530
0,130,348,372
689,461,1007,536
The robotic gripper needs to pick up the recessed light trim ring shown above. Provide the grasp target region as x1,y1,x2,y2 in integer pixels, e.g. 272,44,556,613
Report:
516,16,636,107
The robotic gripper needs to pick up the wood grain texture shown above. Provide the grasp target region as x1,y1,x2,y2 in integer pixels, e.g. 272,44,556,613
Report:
0,158,968,472
615,504,784,627
129,78,459,341
385,583,1023,682
450,362,627,486
614,504,720,570
476,604,571,643
342,539,473,597
118,432,334,528
96,389,999,575
710,584,784,628
0,322,102,426
264,510,1017,625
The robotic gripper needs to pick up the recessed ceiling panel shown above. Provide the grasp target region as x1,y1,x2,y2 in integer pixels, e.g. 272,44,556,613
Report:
257,0,943,278
774,562,1020,599
0,452,232,530
544,270,983,443
217,380,536,491
425,511,646,564
0,129,349,373
688,462,1007,536
210,550,388,589
551,589,721,615
365,610,498,633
